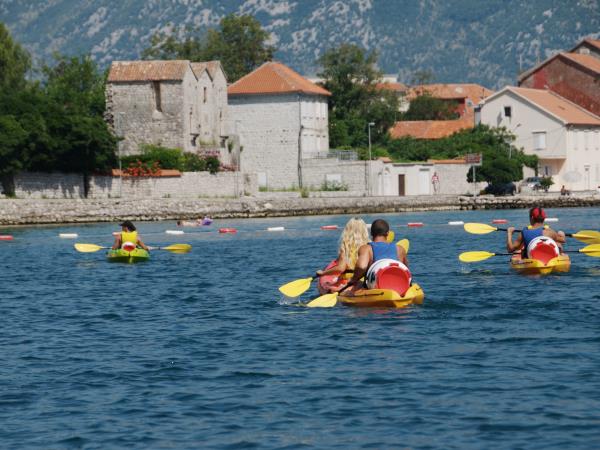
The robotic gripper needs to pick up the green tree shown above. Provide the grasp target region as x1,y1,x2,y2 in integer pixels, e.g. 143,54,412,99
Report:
402,93,459,121
317,43,399,153
142,14,275,82
0,115,27,196
0,22,31,92
410,69,434,85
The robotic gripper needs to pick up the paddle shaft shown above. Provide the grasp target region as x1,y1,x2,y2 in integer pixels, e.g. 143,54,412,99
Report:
497,226,579,238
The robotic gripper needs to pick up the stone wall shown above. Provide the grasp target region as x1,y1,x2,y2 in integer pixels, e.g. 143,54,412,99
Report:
2,193,600,225
9,172,257,200
301,158,368,193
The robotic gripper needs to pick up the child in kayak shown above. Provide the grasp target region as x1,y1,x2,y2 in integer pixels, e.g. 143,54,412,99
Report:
506,206,566,257
316,217,369,293
337,219,408,293
112,220,150,251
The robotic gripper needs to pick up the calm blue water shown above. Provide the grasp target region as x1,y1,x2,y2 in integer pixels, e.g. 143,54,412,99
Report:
2,207,600,449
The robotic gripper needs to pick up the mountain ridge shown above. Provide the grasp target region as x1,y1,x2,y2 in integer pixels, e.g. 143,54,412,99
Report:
1,0,599,88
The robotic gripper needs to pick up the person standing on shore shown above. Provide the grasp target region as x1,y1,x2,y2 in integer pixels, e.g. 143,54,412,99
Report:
112,220,149,251
432,172,440,194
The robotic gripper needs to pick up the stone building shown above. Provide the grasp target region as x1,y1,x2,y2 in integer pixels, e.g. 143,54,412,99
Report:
228,61,331,189
106,60,228,156
518,38,600,117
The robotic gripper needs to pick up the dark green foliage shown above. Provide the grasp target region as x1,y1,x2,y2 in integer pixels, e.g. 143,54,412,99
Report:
142,14,274,82
317,43,399,153
387,125,537,184
0,23,30,92
121,145,221,173
401,93,459,121
540,176,554,191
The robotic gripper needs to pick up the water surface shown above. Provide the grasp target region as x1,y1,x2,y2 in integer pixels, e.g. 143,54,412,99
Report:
2,208,600,449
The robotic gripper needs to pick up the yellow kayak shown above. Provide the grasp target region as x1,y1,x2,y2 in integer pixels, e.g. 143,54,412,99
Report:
510,254,571,275
338,283,425,308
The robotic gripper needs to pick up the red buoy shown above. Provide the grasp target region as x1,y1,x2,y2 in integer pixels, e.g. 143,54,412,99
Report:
219,228,237,234
407,222,424,227
0,235,13,241
492,219,508,224
320,225,338,230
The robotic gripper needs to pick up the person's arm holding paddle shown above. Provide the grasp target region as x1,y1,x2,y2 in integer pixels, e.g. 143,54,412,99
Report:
333,243,372,293
506,227,523,253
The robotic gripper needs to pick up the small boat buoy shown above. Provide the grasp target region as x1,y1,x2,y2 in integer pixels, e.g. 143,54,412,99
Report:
320,225,339,230
59,233,78,239
219,228,237,234
267,226,285,231
545,218,559,222
492,219,508,224
448,221,464,226
0,235,14,241
407,222,424,227
166,230,184,235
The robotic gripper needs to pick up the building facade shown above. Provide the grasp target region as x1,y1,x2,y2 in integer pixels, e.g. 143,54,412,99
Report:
518,39,600,117
228,61,331,189
480,87,600,191
106,60,228,156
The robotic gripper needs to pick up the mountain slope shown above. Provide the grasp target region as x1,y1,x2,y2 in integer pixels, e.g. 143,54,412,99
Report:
1,0,598,88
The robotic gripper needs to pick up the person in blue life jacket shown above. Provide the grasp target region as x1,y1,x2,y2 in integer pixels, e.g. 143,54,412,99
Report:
334,219,408,293
112,220,150,251
506,206,566,256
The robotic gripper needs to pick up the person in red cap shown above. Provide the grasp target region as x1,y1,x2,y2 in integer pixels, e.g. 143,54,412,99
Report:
112,220,150,251
506,207,565,256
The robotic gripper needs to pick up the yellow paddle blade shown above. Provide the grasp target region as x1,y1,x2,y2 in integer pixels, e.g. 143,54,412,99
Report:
464,222,498,235
397,239,410,254
579,244,600,257
306,293,338,308
74,243,107,253
572,230,600,244
279,277,313,297
459,251,496,262
386,230,395,243
162,243,192,253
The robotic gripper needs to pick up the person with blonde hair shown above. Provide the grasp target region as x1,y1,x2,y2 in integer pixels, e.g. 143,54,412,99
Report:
316,218,370,293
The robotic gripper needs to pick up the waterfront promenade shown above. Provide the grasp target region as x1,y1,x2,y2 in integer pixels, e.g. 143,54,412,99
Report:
1,192,599,225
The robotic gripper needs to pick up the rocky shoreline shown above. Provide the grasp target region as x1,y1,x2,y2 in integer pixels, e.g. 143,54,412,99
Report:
1,193,599,225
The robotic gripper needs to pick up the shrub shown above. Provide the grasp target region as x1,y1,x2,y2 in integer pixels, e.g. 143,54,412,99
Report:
540,176,554,192
320,180,348,191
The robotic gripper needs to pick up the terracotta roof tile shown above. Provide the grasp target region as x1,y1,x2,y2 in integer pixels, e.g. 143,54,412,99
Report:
508,87,600,126
561,52,600,74
427,158,468,164
376,82,407,92
390,117,474,140
108,60,191,82
406,83,493,104
228,61,331,96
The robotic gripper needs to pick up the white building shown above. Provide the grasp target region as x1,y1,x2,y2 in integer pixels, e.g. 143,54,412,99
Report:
480,87,600,191
228,61,331,189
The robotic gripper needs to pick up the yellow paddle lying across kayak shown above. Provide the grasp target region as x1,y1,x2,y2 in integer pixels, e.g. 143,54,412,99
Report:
74,243,192,253
278,236,407,298
464,222,600,244
459,244,600,262
305,239,411,308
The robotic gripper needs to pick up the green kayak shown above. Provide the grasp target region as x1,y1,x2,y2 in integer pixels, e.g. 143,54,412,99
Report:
107,248,150,263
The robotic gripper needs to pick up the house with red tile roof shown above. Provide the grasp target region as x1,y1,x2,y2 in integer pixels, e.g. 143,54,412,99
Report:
106,60,228,156
228,61,331,189
518,37,600,117
389,83,493,140
480,86,600,192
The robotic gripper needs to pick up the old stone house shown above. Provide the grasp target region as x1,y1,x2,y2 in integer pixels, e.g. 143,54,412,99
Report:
227,61,331,189
518,38,600,117
106,60,228,156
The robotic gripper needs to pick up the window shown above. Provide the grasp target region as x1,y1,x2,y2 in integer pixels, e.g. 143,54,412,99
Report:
533,131,546,150
203,87,207,103
504,106,512,118
152,81,162,112
585,130,591,150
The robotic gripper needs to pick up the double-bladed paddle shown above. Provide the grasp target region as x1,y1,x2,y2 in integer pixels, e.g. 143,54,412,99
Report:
463,222,600,244
74,243,192,253
459,244,600,263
